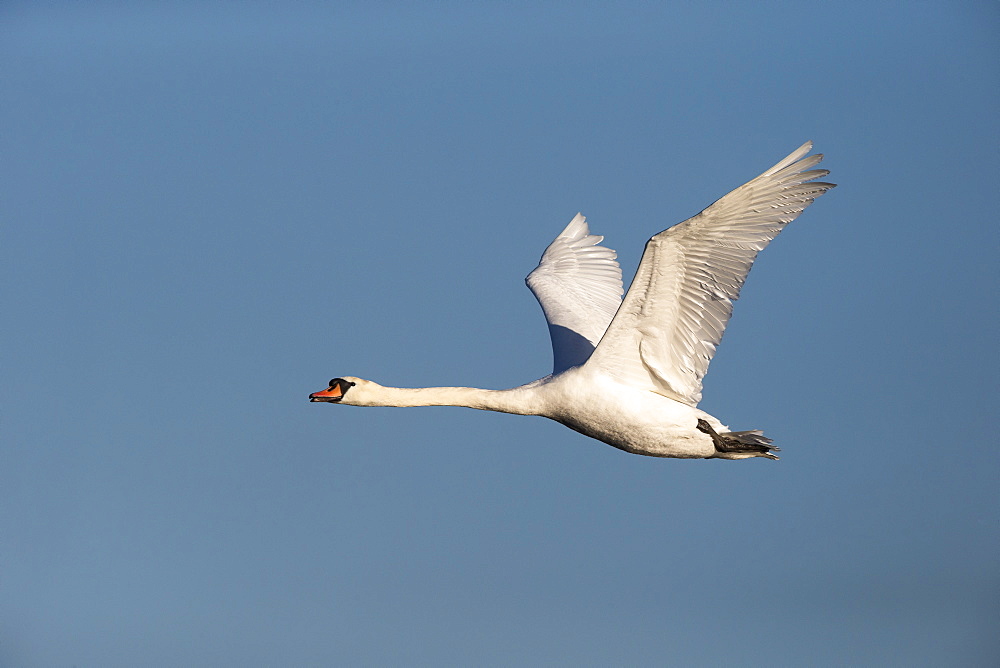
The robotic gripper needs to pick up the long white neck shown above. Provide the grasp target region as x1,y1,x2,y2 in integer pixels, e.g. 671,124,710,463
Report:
356,382,545,416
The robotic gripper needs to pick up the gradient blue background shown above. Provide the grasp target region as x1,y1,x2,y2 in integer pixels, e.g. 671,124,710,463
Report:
3,2,998,665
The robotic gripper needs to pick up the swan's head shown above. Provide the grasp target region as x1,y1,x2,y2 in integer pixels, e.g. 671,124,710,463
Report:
308,377,369,405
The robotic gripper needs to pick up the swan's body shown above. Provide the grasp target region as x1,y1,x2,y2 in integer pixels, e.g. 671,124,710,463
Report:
311,142,835,460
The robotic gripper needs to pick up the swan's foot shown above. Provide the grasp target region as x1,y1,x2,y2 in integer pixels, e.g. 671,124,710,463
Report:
697,419,780,460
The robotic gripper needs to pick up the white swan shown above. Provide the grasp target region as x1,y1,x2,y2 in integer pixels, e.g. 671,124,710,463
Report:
311,142,834,459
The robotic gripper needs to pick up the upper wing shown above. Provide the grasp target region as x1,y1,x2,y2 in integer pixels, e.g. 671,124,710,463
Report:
584,141,835,406
526,213,624,374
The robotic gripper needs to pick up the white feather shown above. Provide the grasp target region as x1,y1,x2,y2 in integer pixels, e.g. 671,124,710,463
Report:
585,141,836,406
525,213,624,374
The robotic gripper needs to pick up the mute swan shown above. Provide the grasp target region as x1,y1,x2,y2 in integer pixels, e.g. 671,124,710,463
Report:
311,142,834,459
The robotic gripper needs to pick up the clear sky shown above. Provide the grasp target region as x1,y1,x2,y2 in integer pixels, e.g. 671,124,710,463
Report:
3,2,998,665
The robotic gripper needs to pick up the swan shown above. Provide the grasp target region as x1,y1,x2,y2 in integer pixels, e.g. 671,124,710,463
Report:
310,142,834,459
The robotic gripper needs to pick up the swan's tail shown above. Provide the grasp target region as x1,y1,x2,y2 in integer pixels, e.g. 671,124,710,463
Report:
697,419,780,460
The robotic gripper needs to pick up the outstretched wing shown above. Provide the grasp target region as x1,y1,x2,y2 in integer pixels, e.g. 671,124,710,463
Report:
585,141,835,406
526,214,624,374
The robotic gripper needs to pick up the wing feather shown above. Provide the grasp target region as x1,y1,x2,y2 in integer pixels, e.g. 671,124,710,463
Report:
526,214,624,374
585,141,835,405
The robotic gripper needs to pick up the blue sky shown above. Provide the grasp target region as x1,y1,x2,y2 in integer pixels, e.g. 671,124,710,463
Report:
2,2,998,665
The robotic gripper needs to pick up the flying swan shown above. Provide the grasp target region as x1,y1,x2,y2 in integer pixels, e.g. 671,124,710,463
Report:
311,142,834,459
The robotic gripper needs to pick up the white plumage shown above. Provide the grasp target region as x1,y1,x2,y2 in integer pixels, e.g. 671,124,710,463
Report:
525,213,623,374
586,141,830,406
311,142,835,460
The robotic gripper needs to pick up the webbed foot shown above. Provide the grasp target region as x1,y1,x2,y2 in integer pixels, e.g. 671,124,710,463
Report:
697,419,780,460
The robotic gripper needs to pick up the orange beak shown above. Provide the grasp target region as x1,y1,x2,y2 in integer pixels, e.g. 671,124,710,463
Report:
310,378,355,403
309,384,343,402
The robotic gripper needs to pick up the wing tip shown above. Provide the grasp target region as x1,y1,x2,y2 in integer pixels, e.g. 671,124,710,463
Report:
558,212,589,239
762,140,817,176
